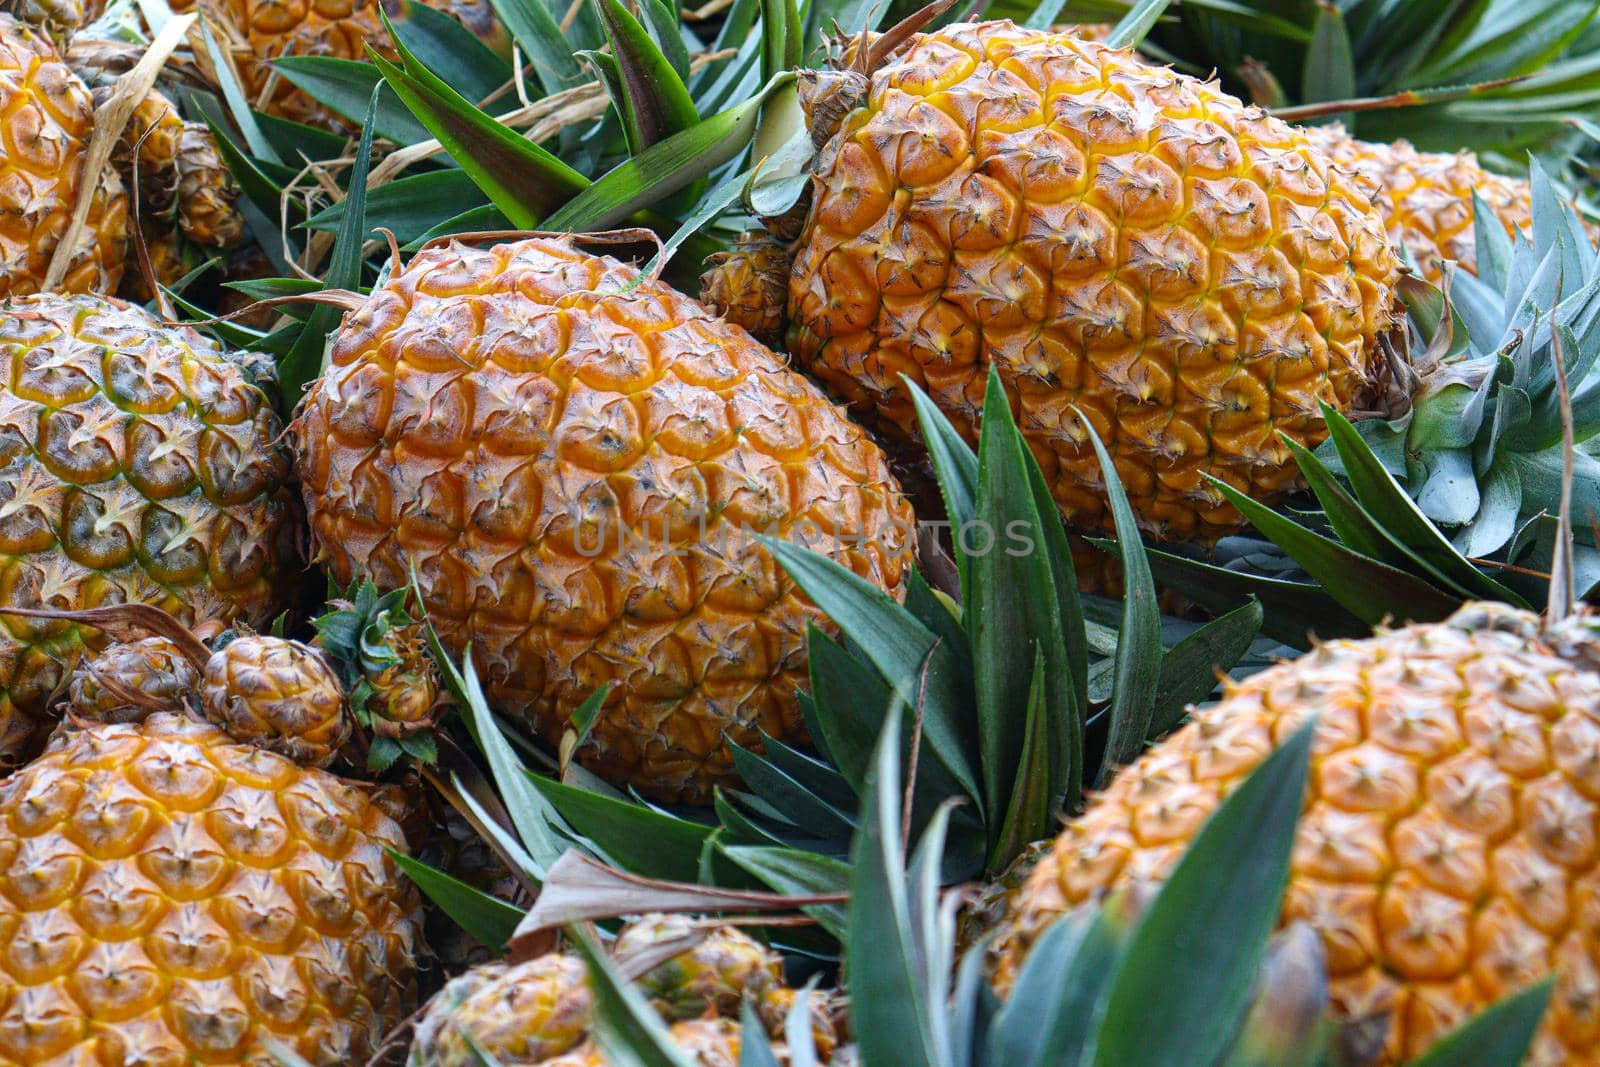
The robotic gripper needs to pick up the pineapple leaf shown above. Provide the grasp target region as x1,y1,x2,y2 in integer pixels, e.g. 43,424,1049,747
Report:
1090,719,1318,1067
762,537,982,809
969,368,1080,849
445,645,571,878
197,15,280,163
1205,476,1464,624
1319,404,1529,606
715,845,852,939
571,926,701,1067
389,0,512,100
760,0,803,83
846,702,941,1067
988,901,1131,1067
526,775,710,883
804,624,890,790
642,0,692,82
1106,0,1173,49
754,730,858,812
1071,406,1160,786
1219,924,1333,1067
570,684,611,749
278,84,378,407
593,0,700,153
1148,597,1263,739
905,377,979,534
728,744,857,838
739,999,784,1067
373,10,589,227
543,84,779,231
1405,978,1554,1067
302,169,490,244
484,0,586,96
1302,1,1355,110
388,849,524,951
990,649,1055,873
1135,545,1365,648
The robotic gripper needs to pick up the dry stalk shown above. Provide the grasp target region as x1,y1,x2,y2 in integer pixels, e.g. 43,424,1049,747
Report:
45,13,197,290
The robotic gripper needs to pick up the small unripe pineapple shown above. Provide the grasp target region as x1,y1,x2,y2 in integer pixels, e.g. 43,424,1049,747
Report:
698,232,792,346
992,602,1600,1065
202,634,351,768
67,634,200,723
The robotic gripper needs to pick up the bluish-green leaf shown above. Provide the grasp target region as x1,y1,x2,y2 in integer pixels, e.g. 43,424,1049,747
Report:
527,774,708,883
390,849,524,952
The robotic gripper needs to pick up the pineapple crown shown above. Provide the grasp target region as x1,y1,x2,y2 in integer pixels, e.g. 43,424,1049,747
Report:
1344,160,1600,570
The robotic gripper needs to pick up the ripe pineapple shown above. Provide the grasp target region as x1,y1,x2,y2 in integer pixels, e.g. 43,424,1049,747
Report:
1301,123,1537,282
785,20,1400,542
991,602,1600,1065
0,684,423,1065
294,236,915,804
407,915,835,1066
0,293,298,765
175,0,506,129
0,14,128,296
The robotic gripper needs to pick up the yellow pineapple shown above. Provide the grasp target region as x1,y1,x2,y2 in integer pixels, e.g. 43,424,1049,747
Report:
0,293,298,765
0,707,422,1066
785,20,1400,543
293,236,915,803
1301,124,1540,282
991,602,1600,1066
0,14,128,297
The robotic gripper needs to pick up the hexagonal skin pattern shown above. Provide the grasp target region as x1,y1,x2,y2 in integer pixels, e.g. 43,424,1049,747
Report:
993,604,1600,1066
295,237,916,803
0,16,128,297
0,712,423,1066
1302,125,1537,282
0,294,298,766
788,21,1400,542
168,0,504,130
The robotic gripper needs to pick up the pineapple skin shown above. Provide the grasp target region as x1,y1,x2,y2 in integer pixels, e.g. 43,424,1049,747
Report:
1302,124,1535,282
0,711,423,1066
0,15,128,297
295,237,916,804
0,294,298,765
787,21,1400,543
993,604,1600,1066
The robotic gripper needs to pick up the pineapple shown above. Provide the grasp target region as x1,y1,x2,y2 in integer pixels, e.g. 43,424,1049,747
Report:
414,803,526,971
991,602,1600,1065
0,14,128,297
174,0,506,130
66,633,199,723
202,633,352,767
784,20,1400,542
0,676,424,1065
698,232,791,346
293,236,916,804
406,915,835,1066
1301,123,1537,282
314,582,452,744
176,119,246,249
0,293,298,765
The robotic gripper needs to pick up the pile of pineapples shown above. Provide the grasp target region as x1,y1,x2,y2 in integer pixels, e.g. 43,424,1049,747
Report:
0,0,1599,1063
